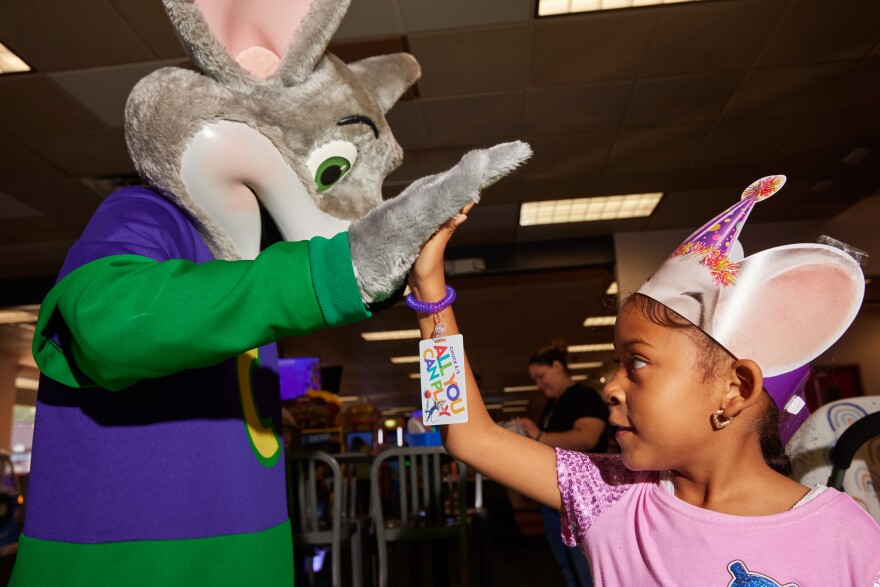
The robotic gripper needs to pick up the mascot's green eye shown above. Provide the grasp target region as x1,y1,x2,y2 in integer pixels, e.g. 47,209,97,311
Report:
306,140,358,193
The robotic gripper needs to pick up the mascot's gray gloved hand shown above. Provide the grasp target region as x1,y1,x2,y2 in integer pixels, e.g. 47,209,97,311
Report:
349,140,532,304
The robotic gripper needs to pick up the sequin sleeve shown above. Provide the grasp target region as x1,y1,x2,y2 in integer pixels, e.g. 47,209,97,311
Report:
556,449,638,547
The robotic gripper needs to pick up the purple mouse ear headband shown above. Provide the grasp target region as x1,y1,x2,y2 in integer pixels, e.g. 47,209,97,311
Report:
636,176,866,444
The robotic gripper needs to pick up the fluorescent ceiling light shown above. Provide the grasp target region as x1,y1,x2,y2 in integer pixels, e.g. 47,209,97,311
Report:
504,400,530,406
361,329,421,341
391,356,420,364
385,406,417,414
408,373,421,379
583,316,616,327
539,0,693,16
520,193,663,226
571,375,588,381
567,343,615,352
338,396,360,402
503,385,539,393
0,310,38,324
0,42,30,74
15,377,39,391
485,403,503,410
569,361,604,369
502,407,528,413
606,281,619,295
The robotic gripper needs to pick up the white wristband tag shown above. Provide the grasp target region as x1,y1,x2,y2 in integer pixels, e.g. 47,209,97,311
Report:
419,334,468,426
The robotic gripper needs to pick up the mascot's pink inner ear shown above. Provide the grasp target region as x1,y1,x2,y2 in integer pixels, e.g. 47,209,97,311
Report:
728,263,857,375
194,0,313,77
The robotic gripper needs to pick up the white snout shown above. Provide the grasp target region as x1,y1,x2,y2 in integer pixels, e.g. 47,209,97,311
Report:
180,120,351,260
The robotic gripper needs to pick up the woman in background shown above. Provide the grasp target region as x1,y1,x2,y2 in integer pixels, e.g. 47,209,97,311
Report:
516,343,609,587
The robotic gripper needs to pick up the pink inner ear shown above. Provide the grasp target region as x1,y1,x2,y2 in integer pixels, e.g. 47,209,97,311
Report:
725,263,857,375
194,0,313,77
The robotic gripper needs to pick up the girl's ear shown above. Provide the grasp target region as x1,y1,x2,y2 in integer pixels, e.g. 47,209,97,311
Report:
723,359,763,418
348,54,422,114
714,244,864,377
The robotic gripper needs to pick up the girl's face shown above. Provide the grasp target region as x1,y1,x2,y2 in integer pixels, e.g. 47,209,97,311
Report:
529,360,568,399
603,302,724,472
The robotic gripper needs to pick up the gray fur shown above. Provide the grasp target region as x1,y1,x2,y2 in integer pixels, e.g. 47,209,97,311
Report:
348,54,421,114
349,141,532,303
277,0,351,86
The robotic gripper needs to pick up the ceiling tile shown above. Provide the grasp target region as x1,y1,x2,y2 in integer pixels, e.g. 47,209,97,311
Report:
0,1,157,72
0,240,73,279
109,0,186,59
399,0,531,33
448,203,518,247
335,0,403,40
0,140,68,185
694,116,806,162
3,180,104,230
50,60,186,128
0,75,105,139
641,0,788,77
0,189,42,220
599,166,682,195
531,10,657,86
623,73,743,128
385,100,428,150
819,57,880,112
758,0,880,67
526,82,634,135
520,168,605,201
23,129,135,177
0,216,80,243
646,186,743,231
609,125,708,167
408,26,530,97
421,93,525,147
525,132,616,176
722,61,855,120
780,107,880,158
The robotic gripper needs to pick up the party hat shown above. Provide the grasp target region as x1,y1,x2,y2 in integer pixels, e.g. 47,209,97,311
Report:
636,176,865,444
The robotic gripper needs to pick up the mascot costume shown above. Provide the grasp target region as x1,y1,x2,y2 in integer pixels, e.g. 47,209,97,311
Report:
12,0,530,584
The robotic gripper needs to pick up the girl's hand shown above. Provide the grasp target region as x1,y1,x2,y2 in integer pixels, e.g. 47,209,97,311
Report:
408,203,473,301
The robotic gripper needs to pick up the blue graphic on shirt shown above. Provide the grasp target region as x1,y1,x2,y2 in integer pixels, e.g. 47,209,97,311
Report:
727,561,798,587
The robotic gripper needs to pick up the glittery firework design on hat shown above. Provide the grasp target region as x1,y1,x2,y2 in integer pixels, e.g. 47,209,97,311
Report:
636,176,865,444
671,175,785,287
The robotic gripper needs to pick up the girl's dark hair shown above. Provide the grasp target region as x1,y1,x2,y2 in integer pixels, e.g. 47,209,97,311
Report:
529,341,570,375
624,293,793,475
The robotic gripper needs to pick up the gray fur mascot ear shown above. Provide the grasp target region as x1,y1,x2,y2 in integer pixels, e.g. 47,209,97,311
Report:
14,1,530,585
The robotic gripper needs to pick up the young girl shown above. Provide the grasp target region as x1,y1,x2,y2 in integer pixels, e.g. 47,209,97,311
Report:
408,179,880,585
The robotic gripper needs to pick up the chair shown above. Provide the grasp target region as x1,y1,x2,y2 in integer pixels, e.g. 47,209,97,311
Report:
370,446,469,587
287,451,363,587
787,396,880,523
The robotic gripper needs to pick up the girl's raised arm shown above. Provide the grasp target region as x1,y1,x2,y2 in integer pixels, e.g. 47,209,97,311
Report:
409,212,560,509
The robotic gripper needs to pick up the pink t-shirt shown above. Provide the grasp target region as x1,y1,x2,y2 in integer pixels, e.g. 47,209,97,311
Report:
556,450,880,586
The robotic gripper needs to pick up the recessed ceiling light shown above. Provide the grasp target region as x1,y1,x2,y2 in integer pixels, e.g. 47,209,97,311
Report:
0,42,30,74
569,361,604,369
503,385,539,393
583,316,616,327
567,343,615,352
606,281,619,295
361,329,422,341
15,377,39,391
391,356,420,364
0,309,38,324
539,0,694,16
520,193,662,226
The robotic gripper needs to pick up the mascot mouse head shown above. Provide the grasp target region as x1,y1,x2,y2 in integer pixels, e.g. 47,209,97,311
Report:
125,0,420,261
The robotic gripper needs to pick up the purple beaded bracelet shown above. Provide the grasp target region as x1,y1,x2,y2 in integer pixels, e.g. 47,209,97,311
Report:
405,285,456,313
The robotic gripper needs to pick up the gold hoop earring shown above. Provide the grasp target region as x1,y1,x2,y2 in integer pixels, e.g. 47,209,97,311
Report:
711,408,733,430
